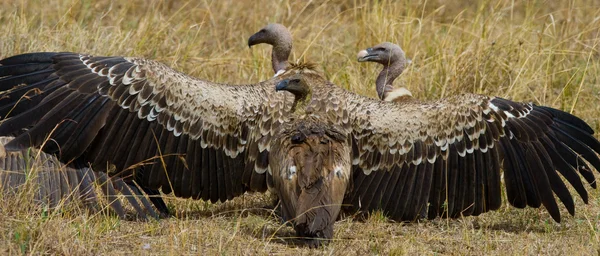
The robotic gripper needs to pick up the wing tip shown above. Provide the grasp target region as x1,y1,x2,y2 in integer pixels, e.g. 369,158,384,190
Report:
0,52,60,65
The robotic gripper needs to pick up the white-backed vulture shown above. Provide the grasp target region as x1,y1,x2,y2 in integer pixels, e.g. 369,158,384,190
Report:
0,137,164,219
0,52,600,246
248,23,292,75
270,74,352,246
357,42,413,102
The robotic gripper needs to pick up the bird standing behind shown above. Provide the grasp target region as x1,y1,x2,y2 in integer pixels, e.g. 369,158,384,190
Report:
248,23,293,76
357,42,413,102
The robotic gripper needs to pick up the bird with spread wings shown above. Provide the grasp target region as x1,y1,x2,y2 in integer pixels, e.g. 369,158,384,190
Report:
0,52,599,246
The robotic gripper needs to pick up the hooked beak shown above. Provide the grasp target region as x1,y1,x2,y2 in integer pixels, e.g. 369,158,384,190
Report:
275,79,289,91
357,48,378,62
248,33,260,48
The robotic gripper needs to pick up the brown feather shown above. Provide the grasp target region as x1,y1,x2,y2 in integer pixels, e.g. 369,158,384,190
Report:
191,139,205,199
180,138,196,199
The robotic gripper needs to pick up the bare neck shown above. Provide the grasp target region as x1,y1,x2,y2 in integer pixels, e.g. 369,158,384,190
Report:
375,61,404,100
272,44,291,73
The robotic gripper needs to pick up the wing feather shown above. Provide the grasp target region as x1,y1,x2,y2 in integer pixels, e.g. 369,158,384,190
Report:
426,156,446,219
453,144,468,217
446,144,460,217
418,161,434,217
396,164,418,220
472,144,485,215
407,162,431,220
342,89,600,222
171,134,188,198
462,149,476,216
378,165,402,215
180,138,196,198
533,141,575,215
208,146,223,202
0,52,287,203
387,164,410,219
0,136,163,218
509,139,541,208
486,139,502,210
151,128,172,190
362,167,387,210
201,146,212,200
550,135,596,187
192,140,206,199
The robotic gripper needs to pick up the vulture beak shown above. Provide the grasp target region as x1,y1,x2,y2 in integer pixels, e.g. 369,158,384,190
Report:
357,48,378,62
275,79,289,91
248,33,261,48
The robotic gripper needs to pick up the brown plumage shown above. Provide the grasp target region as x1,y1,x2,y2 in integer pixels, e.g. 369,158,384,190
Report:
248,23,292,75
1,51,600,246
357,42,413,102
270,75,351,246
0,137,163,219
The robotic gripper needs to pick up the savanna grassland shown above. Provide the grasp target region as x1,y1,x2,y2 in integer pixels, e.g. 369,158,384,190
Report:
2,0,600,254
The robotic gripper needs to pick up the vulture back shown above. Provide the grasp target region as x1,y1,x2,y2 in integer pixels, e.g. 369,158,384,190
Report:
269,117,351,246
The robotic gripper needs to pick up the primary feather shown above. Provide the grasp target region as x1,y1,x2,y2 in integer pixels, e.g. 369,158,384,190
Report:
0,136,163,219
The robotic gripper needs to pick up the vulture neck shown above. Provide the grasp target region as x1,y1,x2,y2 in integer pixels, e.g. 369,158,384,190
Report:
272,42,291,74
375,61,404,100
290,88,312,116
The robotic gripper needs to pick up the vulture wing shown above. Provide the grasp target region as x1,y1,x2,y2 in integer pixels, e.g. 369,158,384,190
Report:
342,91,600,222
0,52,290,203
0,136,162,219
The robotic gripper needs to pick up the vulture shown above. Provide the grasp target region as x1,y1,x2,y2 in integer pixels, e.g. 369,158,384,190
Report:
0,136,163,219
0,51,600,246
357,42,413,102
270,73,352,246
248,23,292,76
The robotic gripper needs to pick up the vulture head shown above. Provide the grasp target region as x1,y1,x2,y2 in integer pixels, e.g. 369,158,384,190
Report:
357,42,412,102
276,74,313,115
272,74,352,246
248,23,292,75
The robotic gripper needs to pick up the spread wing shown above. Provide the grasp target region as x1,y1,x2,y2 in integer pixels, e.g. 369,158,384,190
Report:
342,91,600,222
0,136,164,219
0,52,290,203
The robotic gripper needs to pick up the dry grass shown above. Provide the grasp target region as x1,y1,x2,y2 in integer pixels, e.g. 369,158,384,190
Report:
2,0,600,254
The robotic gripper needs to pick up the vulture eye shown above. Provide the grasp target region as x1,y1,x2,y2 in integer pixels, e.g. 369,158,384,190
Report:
373,47,385,52
291,133,306,143
290,78,301,84
259,29,266,33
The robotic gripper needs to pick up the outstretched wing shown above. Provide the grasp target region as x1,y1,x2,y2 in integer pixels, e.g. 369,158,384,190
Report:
0,52,289,203
342,91,600,222
0,136,164,219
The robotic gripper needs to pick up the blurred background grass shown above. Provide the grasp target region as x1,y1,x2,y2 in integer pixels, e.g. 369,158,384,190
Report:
1,0,600,254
